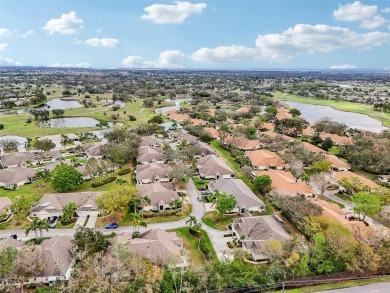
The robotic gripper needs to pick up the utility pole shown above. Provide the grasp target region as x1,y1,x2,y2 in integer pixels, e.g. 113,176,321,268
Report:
282,282,285,293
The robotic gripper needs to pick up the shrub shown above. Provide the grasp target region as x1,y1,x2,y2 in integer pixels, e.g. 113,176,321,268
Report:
118,168,131,175
199,236,211,257
189,227,201,237
128,115,137,121
91,177,116,187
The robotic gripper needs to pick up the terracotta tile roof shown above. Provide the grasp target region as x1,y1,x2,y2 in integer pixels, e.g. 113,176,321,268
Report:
320,133,353,145
301,141,325,153
254,169,314,196
325,154,351,169
259,131,295,142
332,171,378,189
262,122,275,131
276,108,292,120
246,150,285,168
235,107,250,114
191,118,207,125
204,127,219,139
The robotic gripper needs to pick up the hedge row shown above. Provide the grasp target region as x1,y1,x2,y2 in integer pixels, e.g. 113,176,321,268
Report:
91,177,116,187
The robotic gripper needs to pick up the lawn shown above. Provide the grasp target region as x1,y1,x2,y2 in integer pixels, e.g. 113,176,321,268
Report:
95,204,192,228
193,178,209,189
273,92,390,128
169,227,218,266
202,211,240,230
209,141,274,214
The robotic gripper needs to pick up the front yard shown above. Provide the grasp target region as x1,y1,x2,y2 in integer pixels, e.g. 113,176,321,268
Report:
202,211,241,231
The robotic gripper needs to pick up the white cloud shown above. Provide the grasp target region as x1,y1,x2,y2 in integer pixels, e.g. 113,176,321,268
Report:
43,11,83,35
141,1,207,24
333,1,377,22
360,15,388,29
47,62,90,68
382,7,390,13
191,24,390,63
19,30,35,38
191,46,258,63
0,56,22,66
0,28,11,37
330,64,358,69
0,43,9,51
122,50,185,68
83,38,119,48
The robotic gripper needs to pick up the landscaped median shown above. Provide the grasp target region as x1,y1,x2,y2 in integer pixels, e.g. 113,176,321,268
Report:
169,227,218,266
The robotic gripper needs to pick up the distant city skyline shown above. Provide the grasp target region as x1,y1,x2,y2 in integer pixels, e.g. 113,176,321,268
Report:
1,0,390,69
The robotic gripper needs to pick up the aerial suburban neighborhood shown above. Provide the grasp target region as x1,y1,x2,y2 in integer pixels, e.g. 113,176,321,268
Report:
1,0,390,292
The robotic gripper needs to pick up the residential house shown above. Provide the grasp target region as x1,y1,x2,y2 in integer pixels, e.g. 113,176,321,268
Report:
136,146,164,165
252,170,315,197
0,167,36,189
0,197,12,214
31,192,102,219
325,154,351,171
109,229,185,266
137,182,180,212
197,156,234,179
192,141,217,157
301,127,315,137
259,131,295,143
203,127,219,140
301,141,325,153
331,170,378,190
173,132,200,144
227,137,261,151
320,133,353,145
245,149,285,170
232,216,292,261
191,118,208,126
139,137,161,147
0,152,36,168
208,178,265,214
135,163,170,184
261,122,275,131
83,142,104,158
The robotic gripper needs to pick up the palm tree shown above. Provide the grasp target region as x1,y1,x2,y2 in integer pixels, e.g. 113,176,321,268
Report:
186,216,202,231
140,196,151,218
37,218,50,237
61,134,69,147
128,213,147,232
129,197,142,214
25,218,40,237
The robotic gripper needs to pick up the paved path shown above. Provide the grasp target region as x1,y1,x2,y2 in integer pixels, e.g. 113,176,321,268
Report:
317,281,390,293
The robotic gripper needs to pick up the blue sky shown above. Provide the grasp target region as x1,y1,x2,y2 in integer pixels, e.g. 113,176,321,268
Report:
0,0,390,69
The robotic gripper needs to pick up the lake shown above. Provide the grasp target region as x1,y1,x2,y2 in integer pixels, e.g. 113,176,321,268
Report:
285,101,388,133
39,117,123,128
42,98,83,110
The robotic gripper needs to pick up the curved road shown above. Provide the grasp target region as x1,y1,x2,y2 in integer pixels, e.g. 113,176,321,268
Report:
0,180,230,260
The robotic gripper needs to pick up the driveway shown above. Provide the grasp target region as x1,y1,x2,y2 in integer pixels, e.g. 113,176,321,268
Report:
0,180,232,261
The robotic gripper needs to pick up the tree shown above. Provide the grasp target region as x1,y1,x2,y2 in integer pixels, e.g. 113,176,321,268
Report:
311,133,323,145
310,159,331,173
34,139,56,164
351,192,382,221
312,172,330,195
215,192,237,220
52,109,65,118
25,218,50,238
128,213,147,232
51,164,84,192
0,247,19,280
253,175,272,194
140,196,151,218
321,137,334,151
0,139,19,151
61,202,78,225
97,185,136,221
148,115,164,124
259,239,284,261
128,197,142,215
61,134,70,147
73,227,110,261
186,216,202,231
289,108,301,117
143,99,154,108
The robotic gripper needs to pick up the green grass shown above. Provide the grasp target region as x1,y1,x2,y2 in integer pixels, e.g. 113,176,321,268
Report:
273,92,390,128
202,211,240,230
95,204,192,228
193,178,209,189
269,276,390,292
328,145,340,155
169,227,206,266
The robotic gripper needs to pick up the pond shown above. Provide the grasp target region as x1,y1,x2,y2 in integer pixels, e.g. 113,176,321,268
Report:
155,98,189,114
38,117,123,128
284,101,388,133
41,98,83,110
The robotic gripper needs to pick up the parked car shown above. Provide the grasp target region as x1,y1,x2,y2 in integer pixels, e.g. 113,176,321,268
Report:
10,234,17,240
48,216,58,224
105,222,119,229
197,196,202,202
198,187,207,191
200,190,210,195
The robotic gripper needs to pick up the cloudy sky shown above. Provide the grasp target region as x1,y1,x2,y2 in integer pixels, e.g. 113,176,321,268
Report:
1,0,390,69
